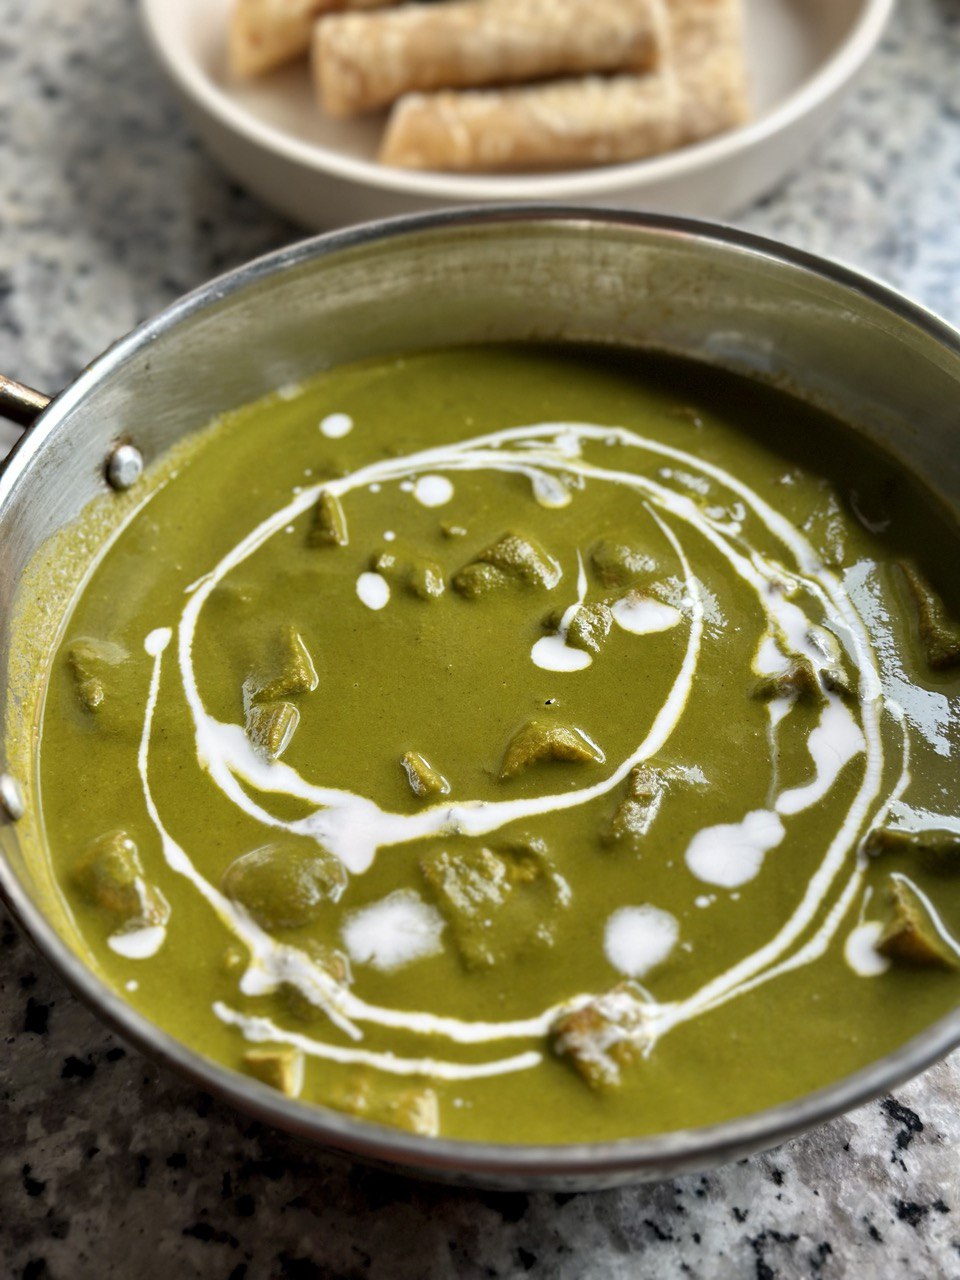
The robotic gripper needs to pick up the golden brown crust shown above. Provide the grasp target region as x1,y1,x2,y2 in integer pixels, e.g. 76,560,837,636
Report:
230,0,397,78
379,0,749,172
669,0,750,143
380,72,681,172
315,0,667,118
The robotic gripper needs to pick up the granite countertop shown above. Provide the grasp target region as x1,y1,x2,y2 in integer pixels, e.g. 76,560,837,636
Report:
2,1,960,1276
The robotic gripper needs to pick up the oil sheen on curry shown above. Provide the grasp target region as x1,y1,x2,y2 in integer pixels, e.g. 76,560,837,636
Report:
36,346,960,1144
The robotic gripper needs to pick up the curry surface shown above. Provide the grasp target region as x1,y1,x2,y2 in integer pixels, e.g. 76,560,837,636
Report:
35,345,960,1144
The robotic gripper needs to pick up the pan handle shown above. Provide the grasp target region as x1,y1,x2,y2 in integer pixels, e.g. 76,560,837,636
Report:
0,374,52,431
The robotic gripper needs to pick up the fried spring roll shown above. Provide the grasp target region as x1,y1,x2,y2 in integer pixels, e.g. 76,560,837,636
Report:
379,73,679,171
230,0,398,78
380,0,748,172
314,0,667,118
668,0,749,142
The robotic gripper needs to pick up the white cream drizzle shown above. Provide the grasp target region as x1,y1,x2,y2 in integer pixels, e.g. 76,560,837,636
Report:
776,698,865,817
530,552,592,673
531,471,573,508
320,412,353,439
844,921,890,977
845,560,955,756
356,572,390,611
612,596,683,636
341,890,445,972
107,924,166,959
412,474,454,507
139,633,575,1054
685,811,786,889
212,1004,542,1082
530,635,591,674
604,906,679,978
129,414,922,1080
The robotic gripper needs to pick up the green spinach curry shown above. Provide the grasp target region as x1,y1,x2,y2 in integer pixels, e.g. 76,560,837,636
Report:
33,345,960,1143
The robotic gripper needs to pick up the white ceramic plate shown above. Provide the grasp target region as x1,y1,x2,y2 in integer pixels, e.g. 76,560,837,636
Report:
141,0,894,228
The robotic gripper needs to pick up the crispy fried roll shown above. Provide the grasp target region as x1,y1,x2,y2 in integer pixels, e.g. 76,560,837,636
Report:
379,0,748,172
230,0,398,78
379,73,679,170
314,0,667,118
668,0,749,142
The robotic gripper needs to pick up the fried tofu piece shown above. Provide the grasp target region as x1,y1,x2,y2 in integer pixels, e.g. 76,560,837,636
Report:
589,538,656,589
373,546,445,601
754,626,854,704
863,825,960,875
753,657,826,706
420,837,569,970
332,1071,440,1136
605,765,669,846
898,560,960,671
245,626,319,716
307,490,349,549
499,719,604,780
567,602,614,655
72,830,169,929
550,984,651,1090
876,879,958,971
65,637,130,713
453,534,560,599
246,700,300,762
400,751,450,800
221,841,347,931
242,1045,305,1097
279,944,352,1021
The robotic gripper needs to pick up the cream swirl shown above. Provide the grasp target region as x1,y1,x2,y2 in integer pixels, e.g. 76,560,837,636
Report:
135,418,901,1078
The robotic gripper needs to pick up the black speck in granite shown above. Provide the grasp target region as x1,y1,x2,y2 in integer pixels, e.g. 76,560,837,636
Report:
810,1240,834,1272
881,1097,925,1165
21,1167,46,1198
182,1221,240,1249
276,1256,335,1280
234,1195,256,1219
194,1092,215,1118
894,1198,951,1230
22,999,50,1036
863,1217,884,1244
477,1191,530,1224
59,1056,95,1082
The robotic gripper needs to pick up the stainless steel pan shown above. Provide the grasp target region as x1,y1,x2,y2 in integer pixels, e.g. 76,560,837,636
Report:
2,207,960,1190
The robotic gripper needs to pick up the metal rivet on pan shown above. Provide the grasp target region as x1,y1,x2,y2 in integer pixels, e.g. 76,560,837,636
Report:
106,443,144,491
0,774,25,823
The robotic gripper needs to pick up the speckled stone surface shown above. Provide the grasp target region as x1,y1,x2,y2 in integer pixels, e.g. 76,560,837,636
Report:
2,2,960,1276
